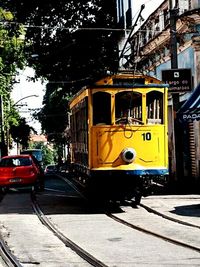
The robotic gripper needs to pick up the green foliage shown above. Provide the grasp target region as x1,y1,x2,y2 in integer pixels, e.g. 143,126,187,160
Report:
1,1,120,143
9,118,32,149
29,142,56,166
0,7,26,94
2,1,119,86
0,7,28,150
35,84,70,143
42,145,55,166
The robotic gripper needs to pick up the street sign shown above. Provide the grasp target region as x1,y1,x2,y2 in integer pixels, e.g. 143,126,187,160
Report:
162,68,192,92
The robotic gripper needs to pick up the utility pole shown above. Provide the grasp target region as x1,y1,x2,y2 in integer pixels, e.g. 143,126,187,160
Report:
169,0,179,180
169,1,178,69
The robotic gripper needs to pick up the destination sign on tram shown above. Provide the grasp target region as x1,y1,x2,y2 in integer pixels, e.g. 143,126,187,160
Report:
162,68,192,92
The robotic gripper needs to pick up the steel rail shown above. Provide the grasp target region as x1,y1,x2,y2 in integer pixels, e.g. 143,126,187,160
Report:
31,192,108,267
0,193,22,267
0,235,23,267
106,212,200,253
140,203,200,229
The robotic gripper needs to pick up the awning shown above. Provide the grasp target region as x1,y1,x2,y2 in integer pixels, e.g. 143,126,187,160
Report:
177,83,200,122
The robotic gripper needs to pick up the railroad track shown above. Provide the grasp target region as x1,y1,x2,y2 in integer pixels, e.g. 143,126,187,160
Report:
0,236,23,267
58,175,200,253
106,211,200,253
140,202,200,229
0,193,22,267
0,187,106,267
0,178,199,266
31,192,108,267
34,187,200,257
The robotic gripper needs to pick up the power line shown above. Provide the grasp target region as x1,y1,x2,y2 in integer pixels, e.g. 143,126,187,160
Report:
0,21,130,32
0,20,173,36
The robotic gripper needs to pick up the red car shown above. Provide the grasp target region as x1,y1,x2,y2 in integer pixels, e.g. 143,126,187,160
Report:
0,154,44,192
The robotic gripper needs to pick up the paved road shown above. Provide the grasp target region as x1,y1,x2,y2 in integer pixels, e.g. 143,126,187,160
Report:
142,194,200,226
0,176,199,267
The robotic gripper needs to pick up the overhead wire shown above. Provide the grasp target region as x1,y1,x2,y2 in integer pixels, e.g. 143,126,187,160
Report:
119,4,145,60
0,20,171,35
0,21,131,32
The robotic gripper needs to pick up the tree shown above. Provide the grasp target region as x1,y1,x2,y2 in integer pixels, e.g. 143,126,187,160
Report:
2,1,119,87
10,117,32,149
0,7,29,154
29,142,55,166
35,83,70,143
1,1,120,142
0,8,25,101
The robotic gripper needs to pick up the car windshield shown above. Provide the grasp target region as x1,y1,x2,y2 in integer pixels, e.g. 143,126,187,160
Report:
0,157,32,167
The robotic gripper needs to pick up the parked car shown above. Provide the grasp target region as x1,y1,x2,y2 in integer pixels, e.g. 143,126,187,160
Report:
0,154,44,192
44,164,57,175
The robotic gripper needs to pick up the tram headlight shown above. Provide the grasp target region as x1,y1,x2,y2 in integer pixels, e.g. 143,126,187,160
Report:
121,148,136,163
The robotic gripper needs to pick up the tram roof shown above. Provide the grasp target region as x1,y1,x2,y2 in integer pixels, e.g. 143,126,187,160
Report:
94,73,164,86
69,73,169,109
92,83,169,88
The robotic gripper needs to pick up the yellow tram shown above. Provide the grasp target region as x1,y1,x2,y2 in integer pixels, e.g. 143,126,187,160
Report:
69,72,169,203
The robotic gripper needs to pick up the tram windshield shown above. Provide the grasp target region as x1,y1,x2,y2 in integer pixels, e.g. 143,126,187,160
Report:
146,91,163,124
115,91,143,124
93,92,111,125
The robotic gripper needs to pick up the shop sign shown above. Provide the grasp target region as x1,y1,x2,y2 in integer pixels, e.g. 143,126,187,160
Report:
162,68,192,92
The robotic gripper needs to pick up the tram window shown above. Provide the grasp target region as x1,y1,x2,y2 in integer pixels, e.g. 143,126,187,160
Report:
115,91,142,124
93,92,111,125
146,91,163,124
70,114,76,142
71,98,88,146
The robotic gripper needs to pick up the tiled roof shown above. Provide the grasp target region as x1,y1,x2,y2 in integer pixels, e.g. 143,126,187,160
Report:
30,134,47,142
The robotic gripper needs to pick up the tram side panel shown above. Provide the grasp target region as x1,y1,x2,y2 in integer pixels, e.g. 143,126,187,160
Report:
70,99,88,175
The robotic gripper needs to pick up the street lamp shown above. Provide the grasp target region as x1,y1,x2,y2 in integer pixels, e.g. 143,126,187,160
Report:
13,94,39,107
0,94,39,157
